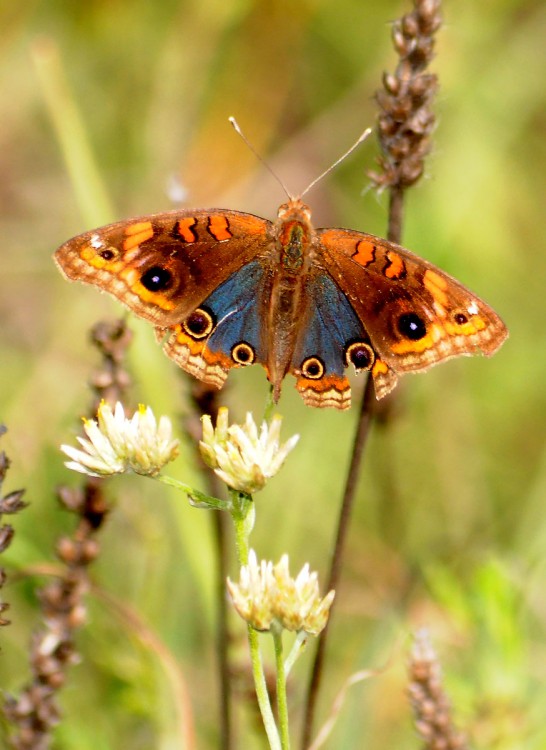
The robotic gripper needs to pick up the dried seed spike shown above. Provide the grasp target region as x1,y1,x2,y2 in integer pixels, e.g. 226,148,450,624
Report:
369,0,442,194
408,629,469,750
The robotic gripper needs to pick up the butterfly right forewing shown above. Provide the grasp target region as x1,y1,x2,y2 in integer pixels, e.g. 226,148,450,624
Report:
317,227,508,386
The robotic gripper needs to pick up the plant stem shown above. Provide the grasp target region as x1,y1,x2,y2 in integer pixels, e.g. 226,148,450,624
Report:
230,491,254,565
264,386,277,423
301,0,441,742
157,475,230,510
273,627,291,750
212,511,232,750
187,384,233,750
248,625,282,750
230,493,281,750
387,185,404,243
285,632,307,678
299,377,376,748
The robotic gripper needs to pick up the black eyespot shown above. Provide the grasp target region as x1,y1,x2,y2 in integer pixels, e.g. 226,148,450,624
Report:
301,357,324,380
232,342,255,366
140,266,173,292
454,312,468,325
99,248,116,261
183,308,214,339
345,342,375,371
398,312,427,340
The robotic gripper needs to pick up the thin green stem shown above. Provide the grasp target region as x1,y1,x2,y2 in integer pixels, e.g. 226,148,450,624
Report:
187,385,233,750
212,507,232,750
300,378,376,748
263,386,276,424
272,627,291,750
157,475,230,511
284,632,308,678
230,491,254,564
248,626,282,750
230,493,280,750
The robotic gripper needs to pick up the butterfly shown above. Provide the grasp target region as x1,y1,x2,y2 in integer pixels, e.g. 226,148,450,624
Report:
54,193,507,410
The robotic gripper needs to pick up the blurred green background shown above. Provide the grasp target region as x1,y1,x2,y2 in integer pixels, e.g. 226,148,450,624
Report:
1,0,545,748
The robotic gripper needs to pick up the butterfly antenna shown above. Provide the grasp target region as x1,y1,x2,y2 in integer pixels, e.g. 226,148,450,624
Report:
300,127,372,199
229,117,292,200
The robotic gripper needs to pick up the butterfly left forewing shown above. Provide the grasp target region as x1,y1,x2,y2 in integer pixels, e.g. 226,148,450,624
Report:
54,209,272,328
317,227,508,397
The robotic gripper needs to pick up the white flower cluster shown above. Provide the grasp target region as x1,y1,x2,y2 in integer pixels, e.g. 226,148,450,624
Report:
199,408,299,494
61,401,179,477
228,550,335,636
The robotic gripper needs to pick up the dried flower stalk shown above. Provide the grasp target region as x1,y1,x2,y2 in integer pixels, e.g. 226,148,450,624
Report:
186,379,236,750
0,426,29,630
408,629,468,750
301,4,443,746
88,319,133,412
370,0,442,241
4,320,132,749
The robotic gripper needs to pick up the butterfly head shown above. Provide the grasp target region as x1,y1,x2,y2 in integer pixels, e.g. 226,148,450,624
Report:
277,198,312,226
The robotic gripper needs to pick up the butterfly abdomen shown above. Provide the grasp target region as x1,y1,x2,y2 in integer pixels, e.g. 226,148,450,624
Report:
266,209,315,398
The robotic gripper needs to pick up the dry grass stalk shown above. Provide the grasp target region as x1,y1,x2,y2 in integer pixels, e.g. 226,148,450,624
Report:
4,320,132,749
408,629,468,750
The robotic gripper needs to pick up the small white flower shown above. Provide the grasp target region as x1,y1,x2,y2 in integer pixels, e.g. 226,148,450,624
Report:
227,550,335,635
227,551,276,631
199,408,299,494
61,401,179,478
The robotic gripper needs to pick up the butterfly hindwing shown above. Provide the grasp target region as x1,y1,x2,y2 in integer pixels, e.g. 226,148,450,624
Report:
160,260,267,388
291,272,397,407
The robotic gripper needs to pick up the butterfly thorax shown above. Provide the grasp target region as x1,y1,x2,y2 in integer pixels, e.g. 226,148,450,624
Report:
275,199,313,272
266,199,316,398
